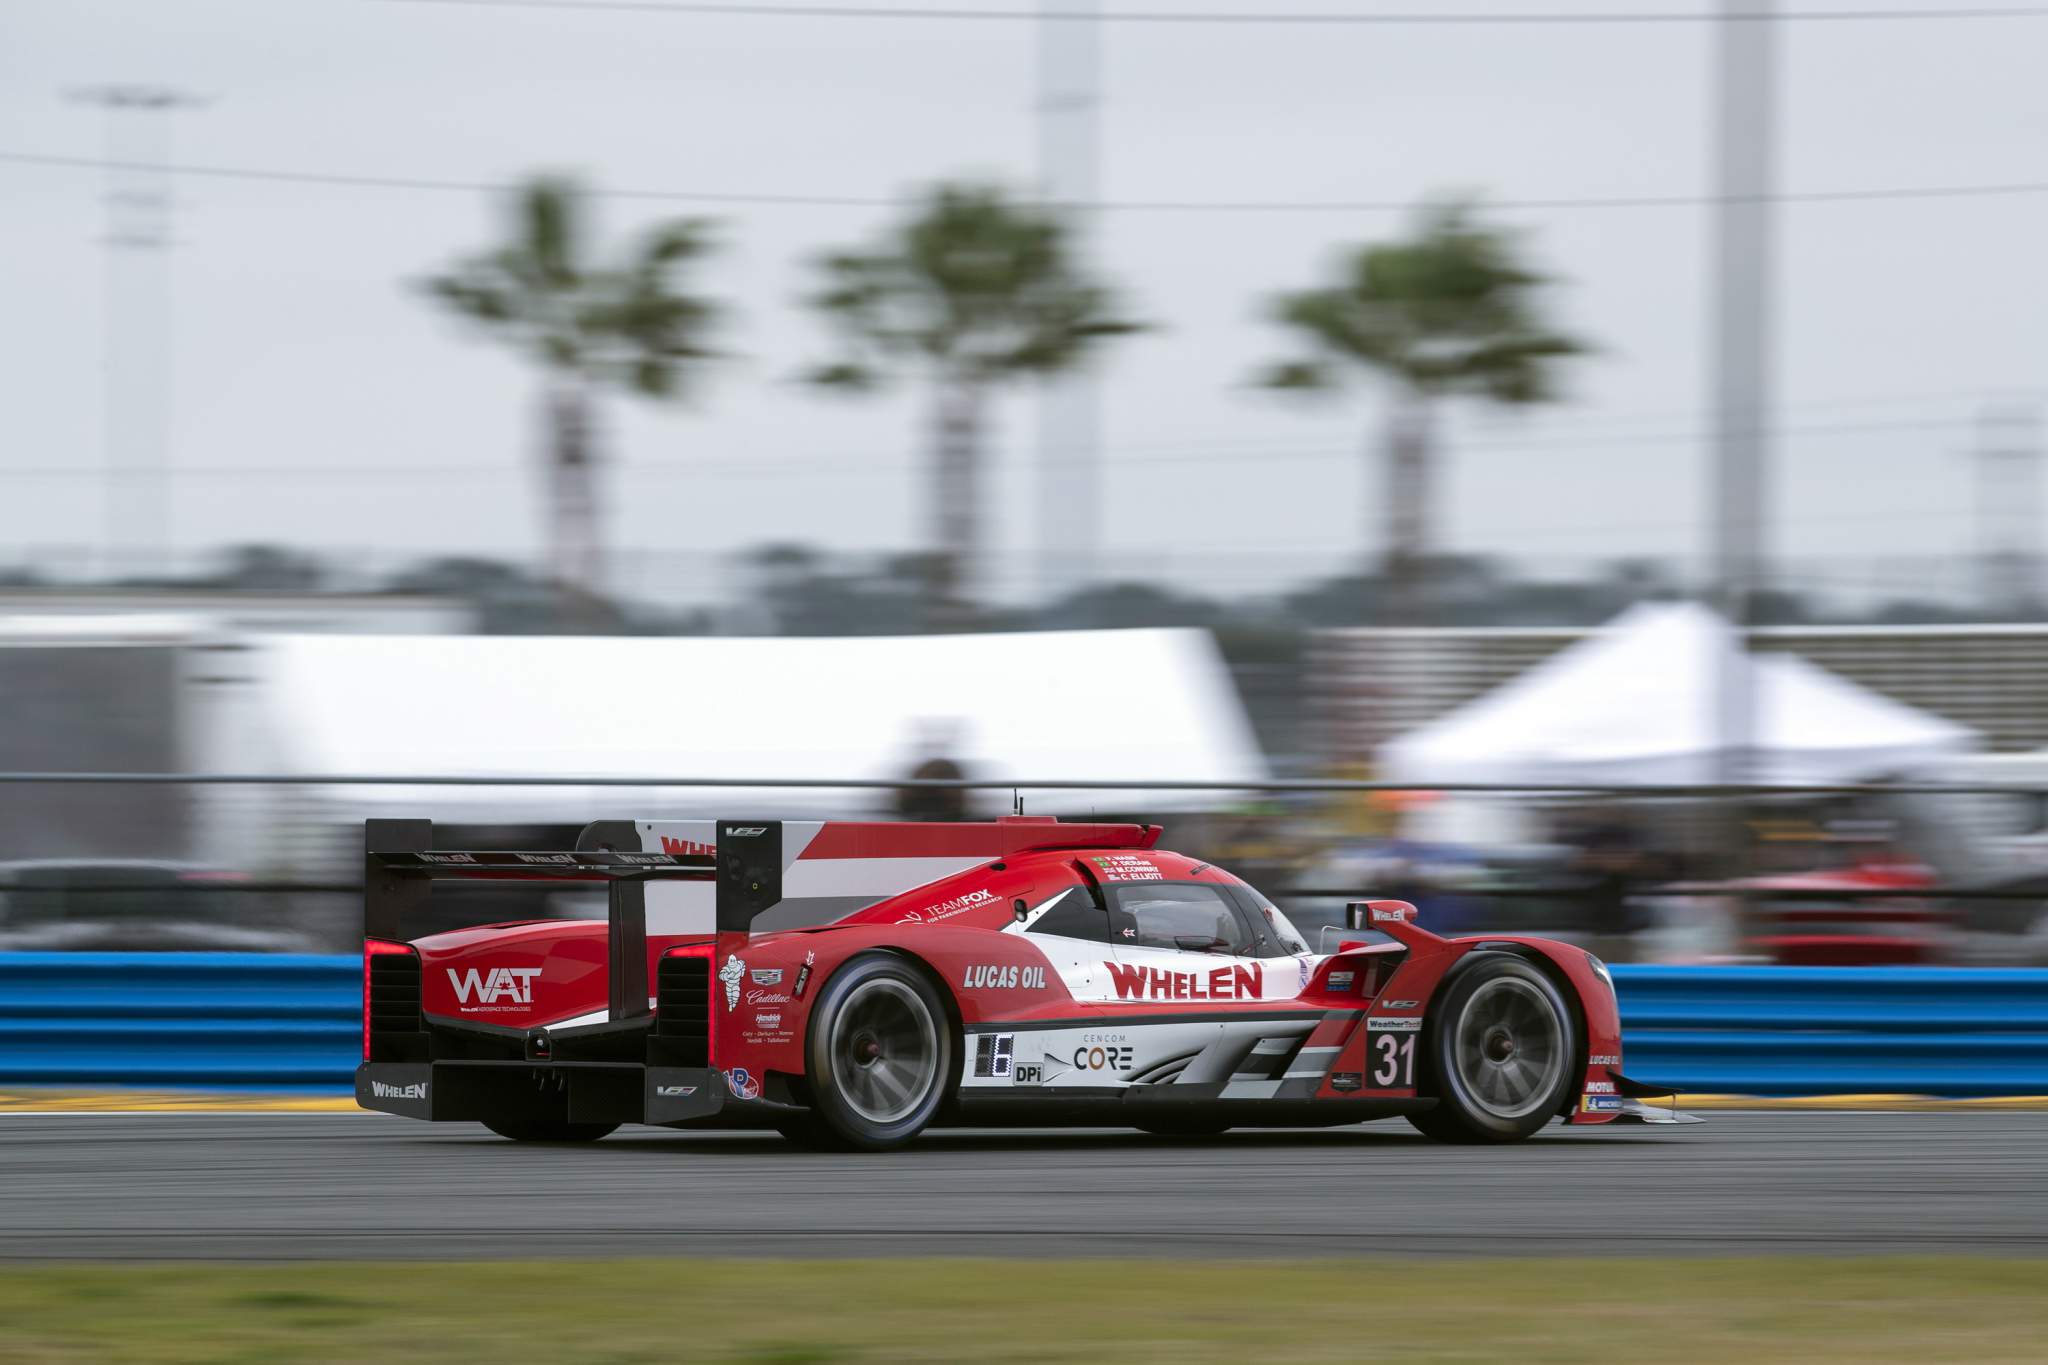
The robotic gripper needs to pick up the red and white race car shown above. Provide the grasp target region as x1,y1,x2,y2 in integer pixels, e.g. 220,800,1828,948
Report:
358,816,1691,1148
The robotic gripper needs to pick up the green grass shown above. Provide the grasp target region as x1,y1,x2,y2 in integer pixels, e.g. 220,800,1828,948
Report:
0,1257,2043,1363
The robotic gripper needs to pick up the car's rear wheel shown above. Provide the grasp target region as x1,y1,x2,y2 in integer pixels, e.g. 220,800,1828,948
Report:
1406,954,1576,1144
801,954,952,1151
481,1119,617,1143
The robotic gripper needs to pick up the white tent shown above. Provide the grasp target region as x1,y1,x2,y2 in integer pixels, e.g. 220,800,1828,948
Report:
248,628,1268,818
1378,603,1977,787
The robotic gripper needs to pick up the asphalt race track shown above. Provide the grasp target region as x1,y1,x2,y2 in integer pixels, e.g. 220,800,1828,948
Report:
2,1110,2043,1260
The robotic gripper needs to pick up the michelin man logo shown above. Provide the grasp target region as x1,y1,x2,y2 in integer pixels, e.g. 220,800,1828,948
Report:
719,954,746,1011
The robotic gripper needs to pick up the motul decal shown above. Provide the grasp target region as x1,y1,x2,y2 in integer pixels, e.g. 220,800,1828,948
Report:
446,966,539,1010
1105,961,1262,1001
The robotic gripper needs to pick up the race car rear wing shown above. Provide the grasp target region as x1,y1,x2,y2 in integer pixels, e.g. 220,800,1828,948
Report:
365,818,721,1022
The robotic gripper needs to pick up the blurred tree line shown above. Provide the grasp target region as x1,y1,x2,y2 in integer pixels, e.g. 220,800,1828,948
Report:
416,175,1581,633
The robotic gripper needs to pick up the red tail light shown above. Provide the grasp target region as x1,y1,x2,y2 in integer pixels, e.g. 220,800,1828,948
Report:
661,942,717,1068
363,938,416,1060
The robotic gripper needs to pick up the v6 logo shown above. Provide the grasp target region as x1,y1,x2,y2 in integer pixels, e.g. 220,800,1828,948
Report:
447,966,540,1006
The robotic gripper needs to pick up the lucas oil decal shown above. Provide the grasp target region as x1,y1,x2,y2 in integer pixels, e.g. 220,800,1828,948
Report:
960,964,1047,991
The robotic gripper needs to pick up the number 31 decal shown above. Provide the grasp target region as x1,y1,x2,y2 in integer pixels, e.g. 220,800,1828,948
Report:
1371,1031,1415,1088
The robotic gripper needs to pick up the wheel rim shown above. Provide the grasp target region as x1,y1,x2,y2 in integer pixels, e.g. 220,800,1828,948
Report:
829,977,939,1126
1451,977,1565,1120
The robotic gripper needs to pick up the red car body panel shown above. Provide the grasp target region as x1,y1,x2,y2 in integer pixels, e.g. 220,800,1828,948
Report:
361,817,1633,1134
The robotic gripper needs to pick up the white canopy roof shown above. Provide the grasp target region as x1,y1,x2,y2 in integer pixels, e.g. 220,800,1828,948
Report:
1378,603,1977,787
251,628,1268,817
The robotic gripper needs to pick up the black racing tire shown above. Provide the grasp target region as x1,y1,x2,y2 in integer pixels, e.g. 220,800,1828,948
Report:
802,953,953,1151
480,1118,618,1143
1405,953,1577,1144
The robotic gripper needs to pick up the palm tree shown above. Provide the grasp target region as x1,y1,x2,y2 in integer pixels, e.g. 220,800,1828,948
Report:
805,181,1141,620
1260,201,1586,625
422,175,720,599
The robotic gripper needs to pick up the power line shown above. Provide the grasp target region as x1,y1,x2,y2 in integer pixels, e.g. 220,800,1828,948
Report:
379,1,2048,26
8,150,2048,214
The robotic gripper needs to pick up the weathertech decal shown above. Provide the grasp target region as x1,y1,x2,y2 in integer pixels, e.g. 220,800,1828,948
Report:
1106,961,1263,1001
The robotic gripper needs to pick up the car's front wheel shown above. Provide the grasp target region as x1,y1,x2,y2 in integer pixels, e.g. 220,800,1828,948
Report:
481,1119,617,1143
801,954,953,1151
1407,954,1576,1144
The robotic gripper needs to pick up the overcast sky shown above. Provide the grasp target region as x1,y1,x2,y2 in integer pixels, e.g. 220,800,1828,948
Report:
3,0,2045,604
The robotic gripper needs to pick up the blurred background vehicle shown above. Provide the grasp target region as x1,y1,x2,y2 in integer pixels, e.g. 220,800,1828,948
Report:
0,859,313,953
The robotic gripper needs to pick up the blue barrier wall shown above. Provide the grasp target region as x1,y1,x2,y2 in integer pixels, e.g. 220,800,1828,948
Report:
3,954,2047,1096
0,953,359,1089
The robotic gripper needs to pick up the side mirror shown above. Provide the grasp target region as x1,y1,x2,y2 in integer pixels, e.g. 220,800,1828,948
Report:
1173,934,1231,954
1347,899,1416,929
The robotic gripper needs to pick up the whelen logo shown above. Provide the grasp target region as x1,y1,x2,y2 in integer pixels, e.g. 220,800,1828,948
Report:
370,1080,426,1100
660,835,715,857
447,966,540,1007
1106,962,1263,1001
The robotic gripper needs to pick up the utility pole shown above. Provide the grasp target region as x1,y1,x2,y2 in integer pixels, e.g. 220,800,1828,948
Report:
1035,0,1103,612
1707,3,1776,904
1709,5,1776,779
1972,402,2044,618
68,85,202,581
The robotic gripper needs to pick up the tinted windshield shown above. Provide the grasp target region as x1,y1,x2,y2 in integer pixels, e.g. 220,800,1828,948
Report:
1244,892,1312,955
1116,883,1252,955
